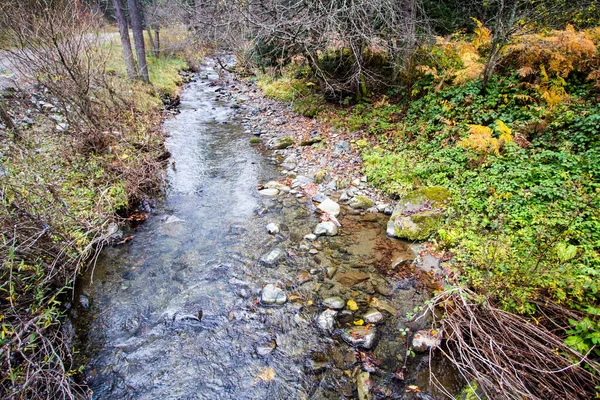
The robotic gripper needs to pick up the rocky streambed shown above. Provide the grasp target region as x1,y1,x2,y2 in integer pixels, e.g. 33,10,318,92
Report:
73,58,460,399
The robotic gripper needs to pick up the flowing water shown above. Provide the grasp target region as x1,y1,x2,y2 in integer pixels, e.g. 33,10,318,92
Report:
74,60,461,399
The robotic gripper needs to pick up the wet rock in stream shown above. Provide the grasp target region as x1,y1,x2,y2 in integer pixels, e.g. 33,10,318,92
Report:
314,221,338,236
340,326,377,349
260,284,287,305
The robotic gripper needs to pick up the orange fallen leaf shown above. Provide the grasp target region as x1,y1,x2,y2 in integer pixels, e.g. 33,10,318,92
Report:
406,385,421,393
254,366,276,383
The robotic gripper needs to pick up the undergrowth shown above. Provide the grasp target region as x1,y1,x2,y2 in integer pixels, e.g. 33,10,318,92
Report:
0,21,193,399
319,25,600,394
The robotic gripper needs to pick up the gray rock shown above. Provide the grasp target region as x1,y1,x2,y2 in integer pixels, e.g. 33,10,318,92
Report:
292,175,313,187
339,191,349,202
256,344,275,356
314,221,338,236
333,140,350,154
304,233,317,241
281,162,296,170
266,223,280,234
322,296,346,310
412,329,442,352
259,247,285,266
258,188,279,197
261,284,287,305
264,181,291,192
312,193,328,203
340,326,377,349
317,309,338,332
363,309,384,324
317,199,340,217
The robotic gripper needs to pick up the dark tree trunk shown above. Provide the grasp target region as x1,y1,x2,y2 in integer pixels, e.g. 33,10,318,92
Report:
127,0,149,82
113,0,137,79
146,28,156,57
154,28,160,57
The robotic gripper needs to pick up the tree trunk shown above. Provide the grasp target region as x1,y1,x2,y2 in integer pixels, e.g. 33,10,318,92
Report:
146,28,156,57
113,0,137,79
154,28,160,58
127,0,149,82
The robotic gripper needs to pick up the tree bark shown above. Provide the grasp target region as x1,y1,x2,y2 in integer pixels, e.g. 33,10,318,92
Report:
154,28,160,58
113,0,137,79
127,0,149,82
146,28,156,57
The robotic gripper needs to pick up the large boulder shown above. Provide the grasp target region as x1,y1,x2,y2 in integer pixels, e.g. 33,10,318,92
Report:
386,187,449,241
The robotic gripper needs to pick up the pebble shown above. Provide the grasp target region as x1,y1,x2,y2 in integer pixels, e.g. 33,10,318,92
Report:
304,233,317,241
265,222,280,234
317,309,338,332
314,221,338,236
322,296,346,310
259,188,279,197
340,326,377,349
259,247,285,266
317,198,341,217
363,309,384,324
260,284,287,306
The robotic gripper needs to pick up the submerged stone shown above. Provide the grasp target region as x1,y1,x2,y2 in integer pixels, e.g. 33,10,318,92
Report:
261,284,287,305
314,221,338,236
316,309,338,332
322,296,346,310
411,329,442,352
259,247,285,266
265,222,280,234
340,326,377,349
363,309,384,324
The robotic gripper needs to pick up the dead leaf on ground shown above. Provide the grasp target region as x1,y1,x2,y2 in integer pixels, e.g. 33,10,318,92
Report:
254,366,276,383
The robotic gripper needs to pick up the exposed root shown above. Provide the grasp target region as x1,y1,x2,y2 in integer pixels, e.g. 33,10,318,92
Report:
424,288,600,399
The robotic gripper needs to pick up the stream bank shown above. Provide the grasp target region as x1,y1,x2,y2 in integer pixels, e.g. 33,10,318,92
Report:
74,58,460,399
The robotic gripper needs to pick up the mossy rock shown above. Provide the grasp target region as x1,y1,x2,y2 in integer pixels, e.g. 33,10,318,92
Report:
348,196,373,210
402,186,450,210
267,136,294,150
314,169,327,184
249,137,262,145
386,187,450,241
300,137,323,146
386,211,442,241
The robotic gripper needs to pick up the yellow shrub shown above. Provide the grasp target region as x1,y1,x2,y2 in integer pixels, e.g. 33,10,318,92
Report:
459,120,513,154
507,25,597,78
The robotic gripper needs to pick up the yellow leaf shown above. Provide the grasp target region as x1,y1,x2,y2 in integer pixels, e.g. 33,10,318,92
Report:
347,299,359,311
353,319,365,326
255,367,276,383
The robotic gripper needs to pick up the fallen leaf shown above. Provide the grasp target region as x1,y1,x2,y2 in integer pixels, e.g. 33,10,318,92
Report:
255,366,276,383
406,385,421,393
353,319,365,326
347,299,358,311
